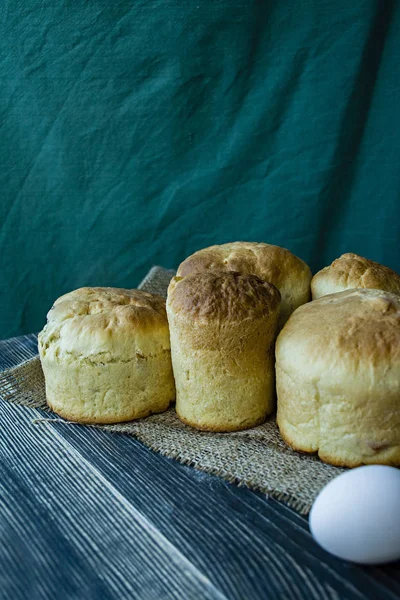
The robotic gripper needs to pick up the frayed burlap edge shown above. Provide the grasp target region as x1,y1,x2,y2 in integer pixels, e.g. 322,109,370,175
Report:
0,266,344,515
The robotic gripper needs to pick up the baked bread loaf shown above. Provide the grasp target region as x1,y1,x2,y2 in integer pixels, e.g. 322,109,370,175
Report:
312,253,400,299
177,241,311,328
276,288,400,467
38,287,175,423
167,271,280,432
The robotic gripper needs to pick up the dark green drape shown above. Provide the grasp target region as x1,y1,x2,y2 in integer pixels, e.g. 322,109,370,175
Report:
1,1,399,338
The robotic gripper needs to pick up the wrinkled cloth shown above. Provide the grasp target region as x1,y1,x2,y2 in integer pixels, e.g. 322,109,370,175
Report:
1,1,400,339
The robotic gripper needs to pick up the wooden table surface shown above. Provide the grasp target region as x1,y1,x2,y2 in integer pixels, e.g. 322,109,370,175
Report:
0,335,399,600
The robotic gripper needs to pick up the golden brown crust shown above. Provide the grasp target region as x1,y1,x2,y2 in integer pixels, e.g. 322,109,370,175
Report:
168,271,280,323
312,253,400,299
177,241,310,288
177,242,311,327
48,286,167,331
279,288,400,369
39,287,170,360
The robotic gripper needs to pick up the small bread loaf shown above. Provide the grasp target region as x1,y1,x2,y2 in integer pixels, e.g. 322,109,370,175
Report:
312,253,400,299
177,241,311,328
38,287,175,423
167,271,280,432
276,288,400,467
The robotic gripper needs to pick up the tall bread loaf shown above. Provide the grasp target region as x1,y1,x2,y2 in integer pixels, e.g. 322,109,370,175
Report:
167,271,280,432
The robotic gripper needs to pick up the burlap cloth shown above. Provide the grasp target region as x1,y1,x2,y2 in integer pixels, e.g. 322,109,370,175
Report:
0,266,344,514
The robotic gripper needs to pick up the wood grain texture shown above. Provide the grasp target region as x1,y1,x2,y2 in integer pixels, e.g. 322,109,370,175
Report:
47,420,400,600
0,335,399,600
0,400,225,600
0,334,38,369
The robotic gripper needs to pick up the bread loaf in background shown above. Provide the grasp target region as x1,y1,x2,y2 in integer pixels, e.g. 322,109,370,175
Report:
312,253,400,299
177,241,311,328
167,271,280,432
38,287,175,423
276,288,400,467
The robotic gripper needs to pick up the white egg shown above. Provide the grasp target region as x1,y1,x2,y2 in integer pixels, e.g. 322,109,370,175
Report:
309,465,400,564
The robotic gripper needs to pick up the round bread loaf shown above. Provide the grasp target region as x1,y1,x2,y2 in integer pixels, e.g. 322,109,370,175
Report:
177,242,311,328
38,287,175,423
312,253,400,299
276,288,400,467
167,271,281,432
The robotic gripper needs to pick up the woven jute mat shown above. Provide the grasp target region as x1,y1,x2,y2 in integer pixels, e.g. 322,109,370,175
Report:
0,266,344,514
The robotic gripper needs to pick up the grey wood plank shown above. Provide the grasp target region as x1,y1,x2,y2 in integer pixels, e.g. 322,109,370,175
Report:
231,488,400,599
0,334,38,370
0,399,226,600
1,335,400,599
31,414,400,600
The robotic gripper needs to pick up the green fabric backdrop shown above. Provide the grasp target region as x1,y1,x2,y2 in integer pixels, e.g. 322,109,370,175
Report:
1,1,399,339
